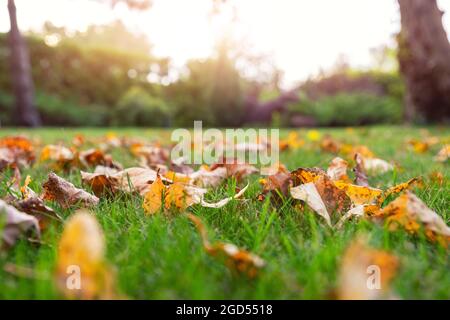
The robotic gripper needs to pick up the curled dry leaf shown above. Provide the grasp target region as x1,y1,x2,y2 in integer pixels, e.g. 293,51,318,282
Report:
0,136,35,170
187,213,265,278
143,173,249,214
331,177,422,228
362,157,394,175
434,145,449,162
333,181,382,206
353,153,369,187
382,177,422,202
372,191,450,245
189,165,228,188
42,172,99,208
4,173,62,229
337,238,399,300
0,199,40,248
291,167,326,185
40,145,121,171
290,167,352,226
327,157,351,182
78,148,122,170
130,143,169,168
142,174,166,214
56,210,117,299
210,158,259,182
81,167,169,197
14,197,62,229
40,144,74,164
258,164,291,203
291,182,332,226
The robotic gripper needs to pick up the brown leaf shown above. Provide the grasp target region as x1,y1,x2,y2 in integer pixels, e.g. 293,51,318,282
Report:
327,157,351,182
42,172,99,208
210,157,258,182
0,136,35,170
314,175,352,214
187,213,265,277
78,148,122,170
0,199,40,249
353,153,369,186
81,167,170,197
258,164,291,203
189,165,228,188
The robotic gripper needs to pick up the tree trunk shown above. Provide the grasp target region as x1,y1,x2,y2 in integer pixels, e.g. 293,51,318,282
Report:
397,0,450,123
7,0,41,127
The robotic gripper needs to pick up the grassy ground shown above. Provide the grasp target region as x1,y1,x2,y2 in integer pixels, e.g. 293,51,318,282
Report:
0,126,448,299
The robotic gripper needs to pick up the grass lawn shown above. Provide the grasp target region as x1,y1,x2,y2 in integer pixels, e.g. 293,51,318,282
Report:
0,126,449,299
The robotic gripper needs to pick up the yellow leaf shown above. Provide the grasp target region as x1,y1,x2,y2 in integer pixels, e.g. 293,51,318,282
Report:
164,182,192,211
333,181,383,206
142,174,165,215
56,211,116,299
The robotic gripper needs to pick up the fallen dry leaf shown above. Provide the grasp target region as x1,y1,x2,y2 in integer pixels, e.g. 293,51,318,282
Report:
42,172,99,208
189,165,228,188
40,144,74,164
291,167,326,185
0,199,40,248
258,164,291,203
291,182,332,226
353,153,369,187
0,136,35,170
56,210,117,299
81,167,169,197
434,145,449,162
327,157,351,182
187,213,265,277
4,173,62,230
78,148,122,170
372,191,450,245
142,174,166,214
333,181,383,206
143,174,249,214
337,237,399,300
210,158,259,183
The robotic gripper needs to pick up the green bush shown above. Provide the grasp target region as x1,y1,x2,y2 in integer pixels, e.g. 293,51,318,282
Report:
113,86,171,127
289,93,402,126
36,92,109,126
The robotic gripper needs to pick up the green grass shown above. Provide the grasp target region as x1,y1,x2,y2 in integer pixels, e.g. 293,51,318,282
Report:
0,126,449,299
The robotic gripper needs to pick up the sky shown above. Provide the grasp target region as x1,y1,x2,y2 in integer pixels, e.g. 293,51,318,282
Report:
1,0,450,88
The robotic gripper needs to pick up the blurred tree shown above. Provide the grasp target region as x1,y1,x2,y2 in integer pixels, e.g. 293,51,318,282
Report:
41,20,152,56
398,0,450,122
7,0,41,126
